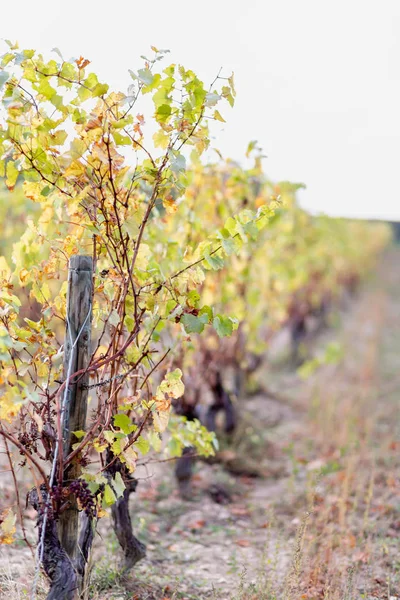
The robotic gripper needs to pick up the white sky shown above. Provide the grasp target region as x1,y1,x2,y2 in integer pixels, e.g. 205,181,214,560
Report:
2,0,400,220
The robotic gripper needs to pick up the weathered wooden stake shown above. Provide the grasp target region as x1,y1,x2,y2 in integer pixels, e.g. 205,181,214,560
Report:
59,256,93,572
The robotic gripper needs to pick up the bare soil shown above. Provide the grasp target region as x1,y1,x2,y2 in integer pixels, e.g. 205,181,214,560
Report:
1,250,400,600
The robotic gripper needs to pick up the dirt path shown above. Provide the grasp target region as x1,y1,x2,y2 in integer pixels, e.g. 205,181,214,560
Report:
1,251,400,600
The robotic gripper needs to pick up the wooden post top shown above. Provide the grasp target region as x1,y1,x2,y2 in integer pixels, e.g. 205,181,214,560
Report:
69,255,93,271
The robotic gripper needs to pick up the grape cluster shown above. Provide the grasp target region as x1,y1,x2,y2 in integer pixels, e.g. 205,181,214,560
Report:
69,479,96,517
50,484,64,503
49,484,68,518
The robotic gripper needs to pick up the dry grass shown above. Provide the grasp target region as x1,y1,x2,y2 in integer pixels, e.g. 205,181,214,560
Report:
2,252,400,599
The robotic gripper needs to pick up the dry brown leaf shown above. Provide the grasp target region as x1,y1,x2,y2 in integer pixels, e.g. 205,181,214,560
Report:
230,505,250,517
187,519,206,530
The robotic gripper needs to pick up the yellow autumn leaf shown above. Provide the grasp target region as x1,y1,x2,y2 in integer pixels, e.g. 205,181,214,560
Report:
255,195,266,208
0,389,23,422
36,361,48,378
121,446,137,472
213,109,226,123
64,160,85,178
156,368,184,401
155,393,171,412
23,181,44,203
6,161,19,191
93,438,108,453
0,257,11,278
135,243,151,270
163,194,178,214
94,345,109,359
0,509,16,545
153,408,171,433
38,206,54,225
153,129,169,149
62,234,79,256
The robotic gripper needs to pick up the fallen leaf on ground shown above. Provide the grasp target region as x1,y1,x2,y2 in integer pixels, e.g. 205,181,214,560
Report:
236,539,250,547
187,519,206,530
230,505,250,516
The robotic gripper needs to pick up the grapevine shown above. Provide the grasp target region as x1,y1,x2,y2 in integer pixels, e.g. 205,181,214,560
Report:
0,41,392,599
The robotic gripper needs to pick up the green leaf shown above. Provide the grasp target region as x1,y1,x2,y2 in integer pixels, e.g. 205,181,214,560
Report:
108,309,120,327
199,305,213,322
103,484,116,507
135,436,150,455
246,140,258,158
181,313,207,334
0,71,9,89
143,73,161,93
220,236,236,255
213,314,235,337
204,252,224,270
24,318,41,332
138,68,154,85
224,217,237,236
50,94,64,110
170,153,186,173
155,104,172,123
112,472,126,499
243,220,259,240
77,85,92,102
148,431,162,452
1,53,14,67
60,62,77,81
84,73,98,89
104,430,115,443
38,78,56,100
113,131,131,146
324,342,343,364
125,344,141,364
92,82,109,97
124,315,135,333
84,472,107,495
113,413,135,434
297,358,320,380
187,290,200,308
168,437,182,457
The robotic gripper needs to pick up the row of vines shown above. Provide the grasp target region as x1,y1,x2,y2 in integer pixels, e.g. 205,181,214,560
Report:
0,43,392,599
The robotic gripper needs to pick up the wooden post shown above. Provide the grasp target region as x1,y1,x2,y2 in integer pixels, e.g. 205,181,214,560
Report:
59,255,93,567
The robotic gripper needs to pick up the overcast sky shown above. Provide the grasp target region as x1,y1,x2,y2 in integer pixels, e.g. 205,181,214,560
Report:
2,1,400,220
